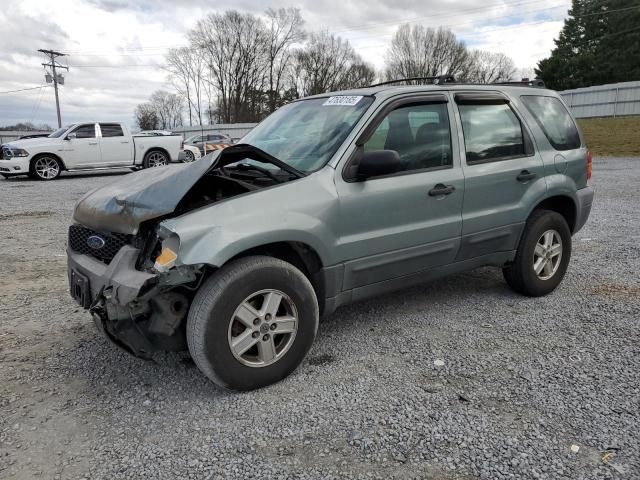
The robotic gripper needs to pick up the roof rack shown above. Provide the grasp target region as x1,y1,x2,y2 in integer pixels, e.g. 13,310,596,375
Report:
367,75,546,89
368,75,457,88
492,78,546,88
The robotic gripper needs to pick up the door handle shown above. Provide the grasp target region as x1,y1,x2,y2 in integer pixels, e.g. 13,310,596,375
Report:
428,184,455,196
120,141,129,144
88,142,98,145
517,170,536,182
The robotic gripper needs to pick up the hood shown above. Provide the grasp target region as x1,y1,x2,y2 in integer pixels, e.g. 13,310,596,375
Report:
3,137,59,149
73,151,220,235
72,144,303,235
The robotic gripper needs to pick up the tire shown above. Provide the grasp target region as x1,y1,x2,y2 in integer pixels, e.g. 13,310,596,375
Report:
503,209,571,297
30,155,62,180
187,256,319,391
182,150,195,163
143,150,169,168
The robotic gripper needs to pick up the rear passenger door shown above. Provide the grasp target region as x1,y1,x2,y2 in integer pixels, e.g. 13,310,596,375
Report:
335,95,465,290
453,92,547,260
98,123,132,166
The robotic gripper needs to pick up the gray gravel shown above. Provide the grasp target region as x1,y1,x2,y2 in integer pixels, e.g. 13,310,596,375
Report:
1,159,639,480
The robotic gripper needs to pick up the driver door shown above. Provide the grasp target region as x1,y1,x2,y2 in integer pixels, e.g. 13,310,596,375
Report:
334,95,465,291
62,123,101,168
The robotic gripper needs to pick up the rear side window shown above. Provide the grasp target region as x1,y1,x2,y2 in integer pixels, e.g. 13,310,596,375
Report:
457,103,526,163
521,95,581,150
100,123,124,137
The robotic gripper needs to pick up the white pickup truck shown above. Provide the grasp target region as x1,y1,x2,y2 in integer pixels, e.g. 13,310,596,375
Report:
0,122,182,180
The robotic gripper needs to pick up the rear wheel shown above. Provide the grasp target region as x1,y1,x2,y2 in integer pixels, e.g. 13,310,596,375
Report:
503,209,571,296
30,155,62,180
187,256,319,391
143,150,168,168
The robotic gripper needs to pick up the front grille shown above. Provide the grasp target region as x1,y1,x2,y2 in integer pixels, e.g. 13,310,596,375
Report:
68,224,131,264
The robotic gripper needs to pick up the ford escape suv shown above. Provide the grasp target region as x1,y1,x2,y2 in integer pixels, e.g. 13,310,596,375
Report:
67,80,594,391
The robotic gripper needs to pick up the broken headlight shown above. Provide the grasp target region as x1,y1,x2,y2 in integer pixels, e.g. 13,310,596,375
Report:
154,232,180,273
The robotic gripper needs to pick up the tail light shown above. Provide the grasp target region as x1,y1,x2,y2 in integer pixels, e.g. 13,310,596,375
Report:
586,150,592,181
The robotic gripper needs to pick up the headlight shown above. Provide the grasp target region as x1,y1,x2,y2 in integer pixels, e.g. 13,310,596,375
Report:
3,147,29,158
154,233,180,272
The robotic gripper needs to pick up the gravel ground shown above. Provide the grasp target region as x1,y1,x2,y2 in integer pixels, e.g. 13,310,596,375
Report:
1,158,639,480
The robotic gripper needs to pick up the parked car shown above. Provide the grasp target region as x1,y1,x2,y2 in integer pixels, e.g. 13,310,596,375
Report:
184,132,233,155
179,143,201,163
18,133,51,140
0,123,182,180
67,81,594,391
135,130,174,136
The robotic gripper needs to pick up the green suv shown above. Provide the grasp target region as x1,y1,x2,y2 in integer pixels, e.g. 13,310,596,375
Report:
67,81,594,391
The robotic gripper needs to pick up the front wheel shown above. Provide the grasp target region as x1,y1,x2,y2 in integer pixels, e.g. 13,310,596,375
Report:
30,155,62,180
143,150,168,168
503,209,571,296
182,150,195,163
187,256,319,391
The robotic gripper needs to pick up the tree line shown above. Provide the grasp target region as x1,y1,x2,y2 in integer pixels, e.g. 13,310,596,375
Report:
135,8,517,129
536,0,640,90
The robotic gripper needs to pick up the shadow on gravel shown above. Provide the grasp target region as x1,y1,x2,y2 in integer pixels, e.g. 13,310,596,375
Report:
64,266,516,401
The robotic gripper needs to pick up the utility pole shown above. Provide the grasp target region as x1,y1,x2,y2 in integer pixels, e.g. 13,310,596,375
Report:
38,49,69,128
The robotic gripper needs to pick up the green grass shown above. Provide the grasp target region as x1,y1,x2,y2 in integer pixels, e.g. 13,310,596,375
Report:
578,116,640,157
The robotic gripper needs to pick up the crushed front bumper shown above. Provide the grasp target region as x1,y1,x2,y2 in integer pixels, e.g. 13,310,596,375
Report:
67,245,162,357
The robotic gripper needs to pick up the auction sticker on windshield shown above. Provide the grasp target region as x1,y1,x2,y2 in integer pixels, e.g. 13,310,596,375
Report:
323,96,363,106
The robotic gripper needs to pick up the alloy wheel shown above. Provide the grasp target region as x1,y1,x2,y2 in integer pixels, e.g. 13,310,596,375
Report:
227,289,298,367
147,151,168,167
34,156,60,180
533,229,563,280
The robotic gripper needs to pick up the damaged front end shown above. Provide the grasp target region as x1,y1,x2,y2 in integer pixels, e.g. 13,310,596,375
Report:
67,144,303,358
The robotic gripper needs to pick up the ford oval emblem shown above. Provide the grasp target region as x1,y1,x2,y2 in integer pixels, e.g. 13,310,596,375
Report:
87,235,106,250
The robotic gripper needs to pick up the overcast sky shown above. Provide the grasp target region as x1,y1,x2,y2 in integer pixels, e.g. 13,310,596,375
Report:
0,0,568,129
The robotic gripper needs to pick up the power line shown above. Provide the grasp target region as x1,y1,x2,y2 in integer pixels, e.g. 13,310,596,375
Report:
0,85,51,95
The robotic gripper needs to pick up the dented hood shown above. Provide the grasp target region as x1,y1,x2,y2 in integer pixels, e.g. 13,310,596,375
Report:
73,151,220,235
73,144,303,235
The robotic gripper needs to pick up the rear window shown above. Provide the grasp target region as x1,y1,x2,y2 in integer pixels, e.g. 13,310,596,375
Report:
521,96,581,150
457,103,526,163
100,123,124,137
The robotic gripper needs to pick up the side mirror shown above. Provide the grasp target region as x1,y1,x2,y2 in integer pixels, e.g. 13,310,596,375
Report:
349,148,402,181
65,132,76,140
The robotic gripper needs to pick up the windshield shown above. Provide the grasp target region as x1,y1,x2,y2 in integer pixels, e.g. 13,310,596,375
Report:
48,126,71,138
241,96,373,172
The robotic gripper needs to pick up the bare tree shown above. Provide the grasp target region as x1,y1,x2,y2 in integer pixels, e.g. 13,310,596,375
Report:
149,90,183,129
166,47,206,126
264,8,306,112
294,31,371,96
192,11,268,123
134,103,160,130
385,25,469,80
465,51,516,83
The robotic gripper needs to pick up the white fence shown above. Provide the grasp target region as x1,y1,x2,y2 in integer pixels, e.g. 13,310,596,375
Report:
172,123,257,142
559,81,640,118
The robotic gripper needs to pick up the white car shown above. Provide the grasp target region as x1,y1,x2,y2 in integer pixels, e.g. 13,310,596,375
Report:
179,144,201,163
0,122,182,180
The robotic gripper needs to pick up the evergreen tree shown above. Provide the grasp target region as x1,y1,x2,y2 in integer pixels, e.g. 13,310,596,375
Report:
536,0,640,90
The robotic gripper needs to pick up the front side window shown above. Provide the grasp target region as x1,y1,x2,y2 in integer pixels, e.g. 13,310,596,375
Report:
241,96,374,172
73,124,96,139
364,102,452,172
458,102,526,163
521,95,581,150
100,123,124,137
